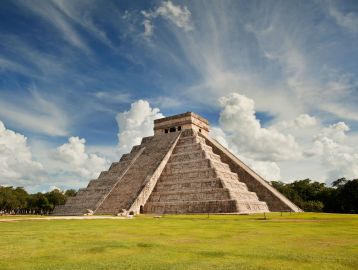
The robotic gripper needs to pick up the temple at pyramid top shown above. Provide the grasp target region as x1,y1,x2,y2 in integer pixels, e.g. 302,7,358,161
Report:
154,112,209,135
54,112,301,216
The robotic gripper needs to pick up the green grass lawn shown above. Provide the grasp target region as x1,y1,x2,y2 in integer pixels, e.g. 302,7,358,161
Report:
0,213,357,270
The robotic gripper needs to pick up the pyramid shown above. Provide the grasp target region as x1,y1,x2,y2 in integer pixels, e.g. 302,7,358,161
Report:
53,112,301,215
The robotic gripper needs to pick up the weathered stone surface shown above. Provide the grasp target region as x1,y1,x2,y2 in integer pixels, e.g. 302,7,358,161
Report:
54,112,301,215
200,133,302,212
143,130,269,214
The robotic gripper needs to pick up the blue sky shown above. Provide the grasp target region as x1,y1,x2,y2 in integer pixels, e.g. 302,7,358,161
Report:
0,0,357,192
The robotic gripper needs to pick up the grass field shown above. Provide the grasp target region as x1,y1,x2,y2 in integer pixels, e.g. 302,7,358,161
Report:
0,213,357,270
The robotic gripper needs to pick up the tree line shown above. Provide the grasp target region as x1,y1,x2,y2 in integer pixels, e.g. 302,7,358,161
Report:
271,178,358,213
0,187,76,215
1,177,357,214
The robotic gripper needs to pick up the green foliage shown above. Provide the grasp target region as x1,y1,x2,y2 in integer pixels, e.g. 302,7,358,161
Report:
0,186,77,214
64,189,77,197
272,178,358,213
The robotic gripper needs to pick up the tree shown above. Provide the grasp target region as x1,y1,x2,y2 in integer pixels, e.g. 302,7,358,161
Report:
45,189,66,211
65,189,77,197
335,179,358,213
272,178,358,213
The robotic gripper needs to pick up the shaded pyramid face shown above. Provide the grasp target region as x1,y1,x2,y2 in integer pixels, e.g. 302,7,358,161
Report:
53,112,301,215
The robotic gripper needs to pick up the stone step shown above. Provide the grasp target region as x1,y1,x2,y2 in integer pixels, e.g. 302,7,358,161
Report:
154,177,248,191
165,159,230,174
155,178,224,191
169,150,221,163
161,167,239,182
130,145,142,153
143,199,239,214
98,171,109,178
109,162,119,170
176,135,205,146
148,188,232,202
144,199,269,214
119,153,130,161
87,177,117,186
108,161,130,173
173,142,212,154
236,201,269,213
95,132,181,215
87,177,119,187
149,188,259,202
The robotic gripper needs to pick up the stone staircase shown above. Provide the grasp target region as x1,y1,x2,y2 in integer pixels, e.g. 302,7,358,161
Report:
95,132,179,214
53,132,180,215
52,146,144,215
143,131,269,214
53,111,300,216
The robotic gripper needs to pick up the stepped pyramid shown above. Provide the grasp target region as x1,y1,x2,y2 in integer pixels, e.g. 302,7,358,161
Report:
54,112,301,215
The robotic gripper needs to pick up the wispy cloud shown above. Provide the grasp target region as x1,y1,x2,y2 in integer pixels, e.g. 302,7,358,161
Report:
141,1,193,37
95,91,132,104
0,90,70,136
329,3,358,33
16,0,90,52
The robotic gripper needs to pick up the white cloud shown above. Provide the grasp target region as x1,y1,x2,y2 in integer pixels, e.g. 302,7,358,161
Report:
274,114,317,131
329,4,358,33
0,121,43,186
305,121,358,181
294,114,317,128
49,185,62,192
142,1,193,37
52,136,109,179
150,96,182,109
95,91,132,104
320,122,350,142
143,19,154,37
239,155,281,181
212,93,358,183
17,0,89,52
0,57,35,77
210,126,230,148
210,126,281,181
50,0,114,48
0,90,69,136
218,93,301,161
116,100,164,156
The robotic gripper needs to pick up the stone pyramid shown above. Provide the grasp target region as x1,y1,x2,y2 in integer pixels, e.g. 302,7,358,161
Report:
53,112,301,215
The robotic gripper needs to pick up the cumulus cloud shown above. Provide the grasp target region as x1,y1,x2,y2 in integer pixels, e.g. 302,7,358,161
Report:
218,93,301,161
239,156,281,181
294,114,317,128
319,122,350,142
274,114,317,131
0,121,43,186
52,136,109,179
210,126,281,181
142,1,193,37
305,122,358,180
116,100,163,156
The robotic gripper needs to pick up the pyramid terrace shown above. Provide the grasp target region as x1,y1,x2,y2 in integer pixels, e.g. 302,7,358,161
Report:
54,112,301,215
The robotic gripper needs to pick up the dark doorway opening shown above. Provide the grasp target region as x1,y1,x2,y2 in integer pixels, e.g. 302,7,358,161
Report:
169,127,176,132
139,205,144,214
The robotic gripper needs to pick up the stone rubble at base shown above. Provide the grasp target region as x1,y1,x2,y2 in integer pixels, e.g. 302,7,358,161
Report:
53,112,301,216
